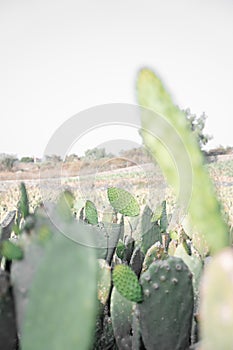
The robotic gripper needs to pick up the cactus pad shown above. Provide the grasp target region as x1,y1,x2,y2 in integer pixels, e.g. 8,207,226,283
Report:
113,264,143,303
142,241,168,273
1,240,23,260
107,187,140,217
85,200,98,225
111,287,135,349
139,256,194,350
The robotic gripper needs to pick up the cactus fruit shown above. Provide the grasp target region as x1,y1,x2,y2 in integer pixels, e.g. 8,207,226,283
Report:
113,264,143,303
139,256,194,350
107,187,140,217
85,200,98,225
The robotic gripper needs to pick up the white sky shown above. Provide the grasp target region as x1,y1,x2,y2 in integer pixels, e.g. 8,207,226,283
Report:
1,0,233,158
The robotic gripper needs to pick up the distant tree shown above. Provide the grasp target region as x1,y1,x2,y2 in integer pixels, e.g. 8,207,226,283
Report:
20,156,34,163
183,108,212,150
83,147,114,160
0,153,18,171
205,145,233,156
65,154,80,162
45,154,62,163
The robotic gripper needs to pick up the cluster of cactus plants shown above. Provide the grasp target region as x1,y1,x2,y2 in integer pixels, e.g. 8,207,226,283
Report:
0,68,232,350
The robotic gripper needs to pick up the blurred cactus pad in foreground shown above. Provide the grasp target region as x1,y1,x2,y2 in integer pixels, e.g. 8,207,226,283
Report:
0,68,232,350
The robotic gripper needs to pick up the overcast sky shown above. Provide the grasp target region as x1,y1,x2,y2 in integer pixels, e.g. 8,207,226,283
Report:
1,0,233,158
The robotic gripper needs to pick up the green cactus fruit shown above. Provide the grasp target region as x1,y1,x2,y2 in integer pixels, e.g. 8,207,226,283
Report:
129,247,145,278
139,256,194,350
0,269,18,349
200,248,233,350
113,264,143,303
142,241,168,273
1,240,23,260
107,187,140,217
97,259,111,305
85,200,98,225
111,286,135,349
19,182,29,219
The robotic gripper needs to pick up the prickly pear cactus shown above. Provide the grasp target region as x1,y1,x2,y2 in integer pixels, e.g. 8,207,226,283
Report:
107,187,140,217
85,200,98,225
113,264,143,303
123,235,135,263
11,235,46,335
97,259,111,305
137,68,229,254
139,256,194,350
20,227,97,350
200,248,233,350
142,241,168,273
19,182,29,219
111,287,135,349
129,246,144,277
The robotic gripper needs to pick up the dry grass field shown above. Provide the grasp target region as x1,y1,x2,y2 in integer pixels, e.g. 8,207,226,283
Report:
0,155,232,230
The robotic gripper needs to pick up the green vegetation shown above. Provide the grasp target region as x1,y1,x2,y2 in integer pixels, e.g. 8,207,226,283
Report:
0,68,232,349
0,153,18,171
183,108,212,150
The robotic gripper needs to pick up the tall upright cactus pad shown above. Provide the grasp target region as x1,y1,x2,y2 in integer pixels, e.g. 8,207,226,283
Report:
19,182,29,219
137,68,229,254
200,248,233,350
111,287,135,349
139,256,194,350
107,187,140,217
